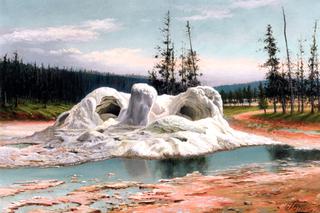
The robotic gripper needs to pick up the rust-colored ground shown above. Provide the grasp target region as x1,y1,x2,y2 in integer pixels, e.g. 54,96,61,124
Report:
2,113,320,212
113,167,320,213
3,166,320,213
0,120,54,142
230,110,320,149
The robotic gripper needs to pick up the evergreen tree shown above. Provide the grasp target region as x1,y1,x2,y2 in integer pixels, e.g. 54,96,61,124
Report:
308,21,318,114
258,82,268,114
263,24,281,113
149,11,175,94
219,89,227,105
178,42,188,92
253,87,258,103
227,91,234,105
246,85,253,106
12,52,20,107
0,55,8,107
0,53,148,107
297,40,305,113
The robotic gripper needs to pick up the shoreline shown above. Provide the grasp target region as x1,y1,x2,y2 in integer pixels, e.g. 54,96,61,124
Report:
229,110,320,150
2,110,320,168
1,112,320,211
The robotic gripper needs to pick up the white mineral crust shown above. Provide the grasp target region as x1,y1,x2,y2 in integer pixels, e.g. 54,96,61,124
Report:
0,83,280,167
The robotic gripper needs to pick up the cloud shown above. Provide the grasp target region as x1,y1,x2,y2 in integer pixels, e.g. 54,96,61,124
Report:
0,18,121,44
83,18,121,31
177,0,281,21
179,8,233,21
49,48,82,55
231,0,281,9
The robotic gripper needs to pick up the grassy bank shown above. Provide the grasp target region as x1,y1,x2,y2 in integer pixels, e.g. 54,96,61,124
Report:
223,106,259,118
0,102,73,121
254,112,320,123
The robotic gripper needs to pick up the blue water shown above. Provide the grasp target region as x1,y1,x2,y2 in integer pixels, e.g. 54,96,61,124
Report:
1,145,320,210
1,145,318,187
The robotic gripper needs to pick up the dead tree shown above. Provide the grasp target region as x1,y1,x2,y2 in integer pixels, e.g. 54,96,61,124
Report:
282,7,294,114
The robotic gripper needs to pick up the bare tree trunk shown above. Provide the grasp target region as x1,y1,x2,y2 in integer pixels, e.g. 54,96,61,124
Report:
317,61,320,112
301,95,304,113
282,7,294,114
318,77,320,112
310,21,318,114
4,92,7,107
273,97,277,113
281,97,286,114
14,96,18,108
186,21,196,77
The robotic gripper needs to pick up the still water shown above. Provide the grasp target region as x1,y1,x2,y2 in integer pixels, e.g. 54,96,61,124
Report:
1,145,320,210
1,145,320,187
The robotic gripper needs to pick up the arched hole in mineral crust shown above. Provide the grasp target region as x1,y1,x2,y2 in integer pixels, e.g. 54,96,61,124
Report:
95,96,122,121
55,112,69,126
177,104,211,121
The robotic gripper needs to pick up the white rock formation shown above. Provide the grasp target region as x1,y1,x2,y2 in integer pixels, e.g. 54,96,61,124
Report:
0,83,280,167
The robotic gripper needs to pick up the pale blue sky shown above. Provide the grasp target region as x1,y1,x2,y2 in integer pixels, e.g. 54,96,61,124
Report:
1,0,320,85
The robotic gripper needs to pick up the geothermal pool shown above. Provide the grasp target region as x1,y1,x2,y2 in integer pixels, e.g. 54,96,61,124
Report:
2,145,320,187
1,144,320,210
1,85,320,211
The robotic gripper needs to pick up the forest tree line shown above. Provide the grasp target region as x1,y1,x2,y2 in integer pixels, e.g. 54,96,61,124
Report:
259,8,320,114
0,52,147,107
219,86,258,106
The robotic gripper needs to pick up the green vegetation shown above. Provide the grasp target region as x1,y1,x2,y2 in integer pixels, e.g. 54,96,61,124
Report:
254,112,320,123
223,106,259,119
0,52,148,108
149,11,201,95
219,85,257,106
258,82,268,114
0,102,72,120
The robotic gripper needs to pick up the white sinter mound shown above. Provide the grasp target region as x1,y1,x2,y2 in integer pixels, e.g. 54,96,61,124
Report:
0,84,280,167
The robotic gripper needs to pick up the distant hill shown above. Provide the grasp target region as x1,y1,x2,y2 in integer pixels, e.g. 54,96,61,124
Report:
214,81,265,93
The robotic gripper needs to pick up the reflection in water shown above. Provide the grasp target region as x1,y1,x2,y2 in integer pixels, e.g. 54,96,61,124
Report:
267,145,320,162
154,157,208,179
1,145,320,188
122,159,150,179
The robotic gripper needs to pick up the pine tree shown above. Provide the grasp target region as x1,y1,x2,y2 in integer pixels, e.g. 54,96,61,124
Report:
13,52,20,107
169,43,176,94
219,89,227,105
263,24,281,113
308,21,318,114
149,11,175,94
246,85,253,106
298,40,305,113
253,87,258,103
0,54,8,107
178,42,188,91
227,91,234,105
258,82,268,114
316,53,320,112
